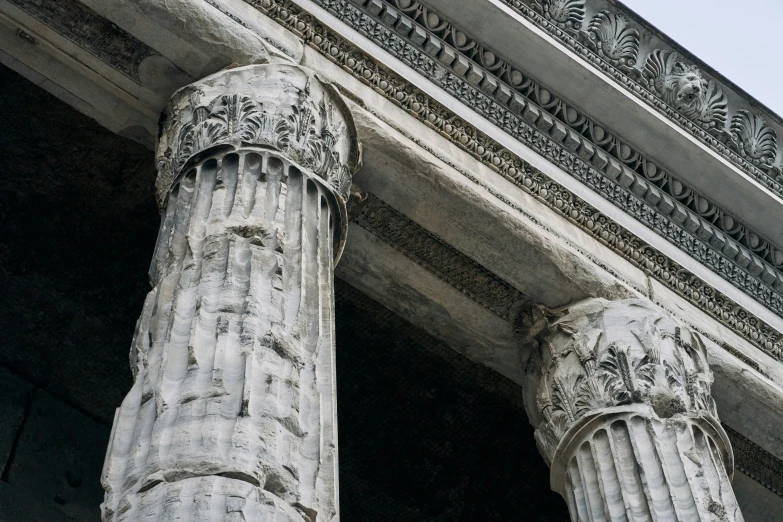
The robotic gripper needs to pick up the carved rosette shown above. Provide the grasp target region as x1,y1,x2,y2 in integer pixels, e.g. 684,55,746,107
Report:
523,298,744,522
101,64,360,522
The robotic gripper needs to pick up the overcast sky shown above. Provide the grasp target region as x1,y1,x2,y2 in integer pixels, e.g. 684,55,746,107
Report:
620,0,783,117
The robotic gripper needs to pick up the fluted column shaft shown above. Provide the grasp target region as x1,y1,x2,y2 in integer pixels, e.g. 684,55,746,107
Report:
101,64,360,522
523,298,744,522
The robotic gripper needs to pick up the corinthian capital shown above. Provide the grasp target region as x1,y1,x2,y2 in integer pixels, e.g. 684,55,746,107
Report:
156,64,360,207
523,298,743,522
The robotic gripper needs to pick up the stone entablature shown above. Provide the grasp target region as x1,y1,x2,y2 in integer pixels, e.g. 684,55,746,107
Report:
287,0,783,360
350,192,528,319
6,0,160,84
320,0,783,326
369,0,783,286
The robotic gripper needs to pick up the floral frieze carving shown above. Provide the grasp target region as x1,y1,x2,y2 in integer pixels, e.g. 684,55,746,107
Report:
348,0,783,313
156,65,360,205
500,0,783,183
250,0,783,363
523,298,718,464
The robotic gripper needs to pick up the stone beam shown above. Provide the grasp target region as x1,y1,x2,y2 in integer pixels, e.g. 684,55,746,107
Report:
421,0,783,248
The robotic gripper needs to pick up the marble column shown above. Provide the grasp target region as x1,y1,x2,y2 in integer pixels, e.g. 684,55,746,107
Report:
522,298,744,522
101,64,360,522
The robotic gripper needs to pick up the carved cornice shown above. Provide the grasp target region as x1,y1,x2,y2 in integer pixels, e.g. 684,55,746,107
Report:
498,0,783,196
244,0,783,363
156,64,361,204
315,0,783,333
376,0,783,290
6,0,159,84
351,193,527,319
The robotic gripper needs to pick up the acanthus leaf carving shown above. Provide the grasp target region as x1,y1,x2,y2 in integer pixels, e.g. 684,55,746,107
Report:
552,371,585,424
643,49,727,130
585,10,639,67
157,65,359,205
730,110,778,167
533,0,585,31
598,342,657,405
574,372,612,415
525,299,720,463
524,298,742,521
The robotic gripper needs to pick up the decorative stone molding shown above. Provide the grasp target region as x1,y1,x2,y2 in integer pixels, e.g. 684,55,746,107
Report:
523,298,744,521
535,0,584,31
339,0,783,319
642,49,728,131
247,0,783,362
351,193,527,319
726,424,783,498
585,10,639,68
266,0,783,360
101,64,360,521
501,0,783,193
731,110,778,168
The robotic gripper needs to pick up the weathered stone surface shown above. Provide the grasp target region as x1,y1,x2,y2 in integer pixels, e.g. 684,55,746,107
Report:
102,64,360,522
0,62,568,522
523,298,744,521
4,1,780,518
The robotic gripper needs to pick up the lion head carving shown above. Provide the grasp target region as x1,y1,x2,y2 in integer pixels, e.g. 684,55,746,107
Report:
664,62,706,112
643,50,727,129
